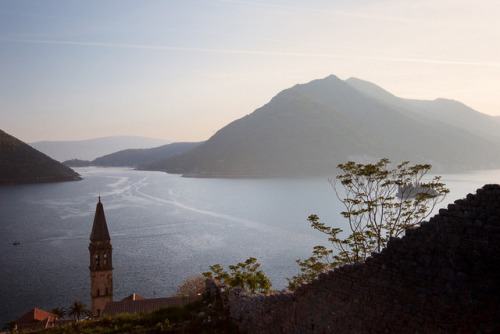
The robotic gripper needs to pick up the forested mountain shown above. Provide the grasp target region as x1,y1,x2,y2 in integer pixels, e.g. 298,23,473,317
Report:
0,130,81,185
90,142,203,167
145,75,500,177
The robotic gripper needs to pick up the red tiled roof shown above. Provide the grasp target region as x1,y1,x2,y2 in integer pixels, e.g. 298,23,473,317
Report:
15,308,58,324
103,295,202,317
14,308,58,331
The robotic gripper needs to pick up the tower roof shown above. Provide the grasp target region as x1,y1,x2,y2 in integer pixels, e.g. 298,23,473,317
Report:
90,197,110,241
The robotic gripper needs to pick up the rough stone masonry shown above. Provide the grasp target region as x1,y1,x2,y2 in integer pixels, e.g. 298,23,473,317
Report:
207,184,500,333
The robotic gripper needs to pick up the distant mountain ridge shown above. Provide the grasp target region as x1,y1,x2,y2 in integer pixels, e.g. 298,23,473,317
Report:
345,77,500,144
144,75,500,177
64,142,203,168
30,136,171,161
93,141,203,167
0,130,81,185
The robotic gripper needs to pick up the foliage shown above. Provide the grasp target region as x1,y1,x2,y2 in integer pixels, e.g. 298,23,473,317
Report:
176,275,206,297
286,245,333,291
27,298,235,333
203,257,272,295
68,301,92,321
3,320,16,332
287,159,449,290
50,307,66,319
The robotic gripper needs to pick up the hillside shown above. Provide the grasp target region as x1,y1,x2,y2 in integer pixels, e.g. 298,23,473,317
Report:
0,130,81,185
346,77,500,144
89,141,203,167
30,136,171,161
145,75,500,177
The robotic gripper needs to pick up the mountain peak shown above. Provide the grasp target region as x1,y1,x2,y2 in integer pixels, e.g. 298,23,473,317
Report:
150,75,500,177
345,77,398,101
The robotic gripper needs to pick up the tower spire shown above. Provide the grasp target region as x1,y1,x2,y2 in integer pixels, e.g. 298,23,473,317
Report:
90,197,110,242
89,197,113,318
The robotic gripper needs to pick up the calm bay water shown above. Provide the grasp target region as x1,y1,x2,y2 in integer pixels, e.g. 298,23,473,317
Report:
1,167,500,325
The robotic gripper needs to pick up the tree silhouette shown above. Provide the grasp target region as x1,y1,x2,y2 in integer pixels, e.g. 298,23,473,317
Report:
287,159,449,290
68,301,91,321
3,320,16,332
50,306,66,319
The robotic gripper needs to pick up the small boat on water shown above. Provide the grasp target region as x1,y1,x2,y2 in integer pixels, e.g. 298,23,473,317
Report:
13,241,20,246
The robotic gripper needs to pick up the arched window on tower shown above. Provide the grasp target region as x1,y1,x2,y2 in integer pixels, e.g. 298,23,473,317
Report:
103,253,107,265
95,254,99,266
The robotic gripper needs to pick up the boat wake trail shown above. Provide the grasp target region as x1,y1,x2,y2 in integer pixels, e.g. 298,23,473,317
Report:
133,180,274,232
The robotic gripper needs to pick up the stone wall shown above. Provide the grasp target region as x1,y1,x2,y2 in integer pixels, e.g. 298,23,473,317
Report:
215,184,500,333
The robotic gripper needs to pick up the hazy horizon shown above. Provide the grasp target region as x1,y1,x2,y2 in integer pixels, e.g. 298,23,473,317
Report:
2,1,500,143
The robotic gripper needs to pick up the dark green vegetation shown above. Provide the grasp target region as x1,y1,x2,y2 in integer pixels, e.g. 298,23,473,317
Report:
287,159,449,290
22,298,235,334
63,142,202,168
49,308,65,319
145,75,500,177
203,257,272,295
68,301,92,321
0,130,80,185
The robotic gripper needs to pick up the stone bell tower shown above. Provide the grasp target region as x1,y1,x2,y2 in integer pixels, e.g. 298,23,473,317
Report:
89,197,113,317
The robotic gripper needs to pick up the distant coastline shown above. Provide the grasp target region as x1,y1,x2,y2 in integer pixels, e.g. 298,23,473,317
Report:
0,174,81,186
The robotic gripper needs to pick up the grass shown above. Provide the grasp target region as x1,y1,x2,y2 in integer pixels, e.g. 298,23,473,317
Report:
21,297,236,334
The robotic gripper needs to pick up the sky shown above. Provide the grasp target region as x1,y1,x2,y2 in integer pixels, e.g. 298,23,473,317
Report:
1,0,499,143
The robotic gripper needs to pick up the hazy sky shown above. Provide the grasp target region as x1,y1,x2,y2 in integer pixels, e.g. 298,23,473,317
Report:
1,0,499,143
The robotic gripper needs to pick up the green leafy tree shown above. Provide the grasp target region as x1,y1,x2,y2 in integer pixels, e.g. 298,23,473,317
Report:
287,159,449,290
286,245,333,291
68,301,92,321
50,306,66,319
203,257,272,295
